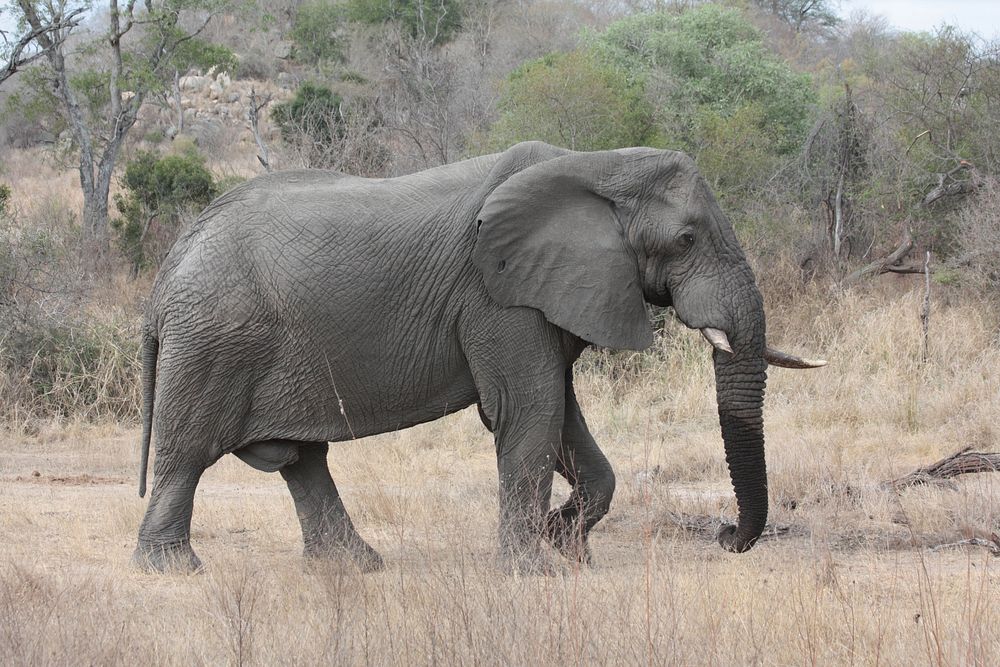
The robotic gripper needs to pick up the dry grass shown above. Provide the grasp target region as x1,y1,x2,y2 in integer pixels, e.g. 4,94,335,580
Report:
2,279,999,665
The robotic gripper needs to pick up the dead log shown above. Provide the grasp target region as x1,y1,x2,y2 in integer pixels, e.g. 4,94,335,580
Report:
840,230,916,287
921,160,978,207
887,447,1000,491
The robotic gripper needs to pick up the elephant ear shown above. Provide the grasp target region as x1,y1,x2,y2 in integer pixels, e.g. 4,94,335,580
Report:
473,151,652,351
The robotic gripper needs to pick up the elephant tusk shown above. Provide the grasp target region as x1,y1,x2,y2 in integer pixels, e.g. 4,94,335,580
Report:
701,327,733,354
764,346,828,369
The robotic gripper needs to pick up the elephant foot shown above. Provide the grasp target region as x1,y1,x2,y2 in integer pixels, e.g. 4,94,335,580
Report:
132,540,203,574
304,536,384,573
544,510,593,565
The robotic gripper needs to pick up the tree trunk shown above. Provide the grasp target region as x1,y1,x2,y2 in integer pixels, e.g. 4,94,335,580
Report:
173,69,184,135
80,150,118,258
81,184,110,257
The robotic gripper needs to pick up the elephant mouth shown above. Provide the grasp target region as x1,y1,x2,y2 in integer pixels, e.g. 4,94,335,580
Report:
700,328,827,369
644,284,673,308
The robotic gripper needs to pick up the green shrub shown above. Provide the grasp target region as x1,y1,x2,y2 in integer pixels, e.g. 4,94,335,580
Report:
489,50,656,152
291,0,346,65
111,148,218,275
271,82,388,173
592,5,814,189
272,82,345,148
171,38,239,76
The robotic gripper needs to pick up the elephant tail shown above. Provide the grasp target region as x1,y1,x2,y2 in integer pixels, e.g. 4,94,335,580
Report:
138,333,159,498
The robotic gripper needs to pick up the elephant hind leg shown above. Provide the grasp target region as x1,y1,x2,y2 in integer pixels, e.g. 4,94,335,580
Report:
280,443,384,572
545,370,616,565
133,462,207,573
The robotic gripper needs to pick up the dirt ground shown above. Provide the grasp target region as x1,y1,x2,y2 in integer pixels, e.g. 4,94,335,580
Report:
3,377,998,666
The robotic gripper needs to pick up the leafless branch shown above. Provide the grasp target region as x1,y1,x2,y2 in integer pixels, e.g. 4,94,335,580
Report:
921,159,979,207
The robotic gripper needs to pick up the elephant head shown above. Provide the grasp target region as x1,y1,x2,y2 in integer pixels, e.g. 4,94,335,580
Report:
474,146,824,553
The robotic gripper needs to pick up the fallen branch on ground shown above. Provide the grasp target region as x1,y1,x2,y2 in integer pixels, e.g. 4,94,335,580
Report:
928,534,1000,557
659,511,802,542
886,447,1000,491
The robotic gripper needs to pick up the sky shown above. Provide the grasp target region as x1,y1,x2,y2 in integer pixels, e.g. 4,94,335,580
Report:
2,2,999,50
840,0,1000,37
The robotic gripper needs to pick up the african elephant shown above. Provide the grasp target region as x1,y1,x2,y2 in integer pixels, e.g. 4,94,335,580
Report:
132,141,824,573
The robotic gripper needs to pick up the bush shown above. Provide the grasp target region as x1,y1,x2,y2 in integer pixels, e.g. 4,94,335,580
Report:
111,148,218,276
272,82,345,148
0,201,141,424
291,0,346,65
950,177,1000,290
1,309,140,422
489,50,656,152
272,82,389,174
592,6,814,184
234,52,275,81
345,0,463,45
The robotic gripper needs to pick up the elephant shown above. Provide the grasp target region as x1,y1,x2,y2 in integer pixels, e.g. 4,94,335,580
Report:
132,141,825,574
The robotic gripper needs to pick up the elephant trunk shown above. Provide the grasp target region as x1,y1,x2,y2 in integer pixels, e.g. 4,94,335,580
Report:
713,291,768,553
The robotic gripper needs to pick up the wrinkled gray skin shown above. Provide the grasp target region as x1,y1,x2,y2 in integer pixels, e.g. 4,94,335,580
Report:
133,141,768,574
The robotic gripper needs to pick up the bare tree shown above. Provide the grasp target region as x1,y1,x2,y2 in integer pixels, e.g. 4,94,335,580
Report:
247,87,273,172
0,3,83,87
13,0,232,255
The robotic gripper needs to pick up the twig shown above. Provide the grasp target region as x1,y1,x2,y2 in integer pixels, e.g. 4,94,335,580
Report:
920,251,931,363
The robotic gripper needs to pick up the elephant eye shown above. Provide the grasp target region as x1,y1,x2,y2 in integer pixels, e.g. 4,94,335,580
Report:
680,232,695,249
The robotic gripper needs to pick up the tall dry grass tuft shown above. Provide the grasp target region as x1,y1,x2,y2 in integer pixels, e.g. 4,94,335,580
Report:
204,562,264,666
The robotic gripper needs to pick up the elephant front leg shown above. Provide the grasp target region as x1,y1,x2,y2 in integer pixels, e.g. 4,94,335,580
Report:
280,443,384,572
463,306,568,575
544,371,616,565
497,437,561,575
133,462,206,573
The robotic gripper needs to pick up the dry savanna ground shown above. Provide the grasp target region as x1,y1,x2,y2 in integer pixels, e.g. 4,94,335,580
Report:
2,285,999,665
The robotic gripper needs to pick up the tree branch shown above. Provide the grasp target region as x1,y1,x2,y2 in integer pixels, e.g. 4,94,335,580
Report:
1,5,84,86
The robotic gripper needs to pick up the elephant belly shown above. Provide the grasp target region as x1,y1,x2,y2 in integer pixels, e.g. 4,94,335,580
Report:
233,440,300,472
245,338,481,445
